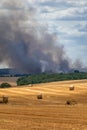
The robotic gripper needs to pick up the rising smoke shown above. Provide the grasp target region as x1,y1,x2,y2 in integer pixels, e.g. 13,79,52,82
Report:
0,0,82,74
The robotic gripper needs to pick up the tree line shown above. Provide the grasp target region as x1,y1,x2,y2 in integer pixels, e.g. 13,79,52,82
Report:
17,72,87,86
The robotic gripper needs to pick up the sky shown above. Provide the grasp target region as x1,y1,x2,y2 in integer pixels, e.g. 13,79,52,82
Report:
0,0,87,68
28,0,87,66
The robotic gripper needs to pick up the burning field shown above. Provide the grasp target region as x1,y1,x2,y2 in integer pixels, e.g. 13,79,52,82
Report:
0,1,87,129
0,79,87,130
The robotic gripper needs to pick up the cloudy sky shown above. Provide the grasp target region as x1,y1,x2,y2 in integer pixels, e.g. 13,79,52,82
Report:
0,0,87,68
28,0,87,66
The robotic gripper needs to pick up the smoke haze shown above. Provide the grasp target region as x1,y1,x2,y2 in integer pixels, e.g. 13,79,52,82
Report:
0,0,83,74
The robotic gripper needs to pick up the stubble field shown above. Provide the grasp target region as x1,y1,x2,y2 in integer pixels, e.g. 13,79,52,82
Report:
0,77,87,130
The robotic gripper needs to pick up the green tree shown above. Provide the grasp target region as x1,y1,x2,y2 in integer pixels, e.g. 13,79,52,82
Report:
0,83,11,88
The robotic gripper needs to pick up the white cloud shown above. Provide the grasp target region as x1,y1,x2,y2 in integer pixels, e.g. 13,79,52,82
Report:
39,6,87,21
57,25,87,37
66,0,87,6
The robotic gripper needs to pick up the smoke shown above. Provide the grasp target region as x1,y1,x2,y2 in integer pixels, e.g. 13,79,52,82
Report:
0,0,82,74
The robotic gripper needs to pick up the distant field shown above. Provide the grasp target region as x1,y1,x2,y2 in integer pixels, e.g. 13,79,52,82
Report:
0,77,18,86
0,79,87,130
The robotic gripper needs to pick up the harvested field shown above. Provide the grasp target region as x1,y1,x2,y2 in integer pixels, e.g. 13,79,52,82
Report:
0,77,18,86
0,79,87,130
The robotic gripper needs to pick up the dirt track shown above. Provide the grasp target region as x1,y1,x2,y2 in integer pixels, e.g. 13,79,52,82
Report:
0,79,87,130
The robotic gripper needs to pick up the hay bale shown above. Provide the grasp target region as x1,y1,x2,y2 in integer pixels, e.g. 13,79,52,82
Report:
28,84,33,87
69,85,74,91
37,94,43,99
66,100,77,105
3,96,8,104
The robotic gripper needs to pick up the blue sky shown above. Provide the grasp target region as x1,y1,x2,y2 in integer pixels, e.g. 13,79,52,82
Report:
28,0,87,66
0,0,87,68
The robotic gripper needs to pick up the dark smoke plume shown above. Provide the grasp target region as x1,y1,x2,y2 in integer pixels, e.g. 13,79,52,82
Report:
0,0,82,74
